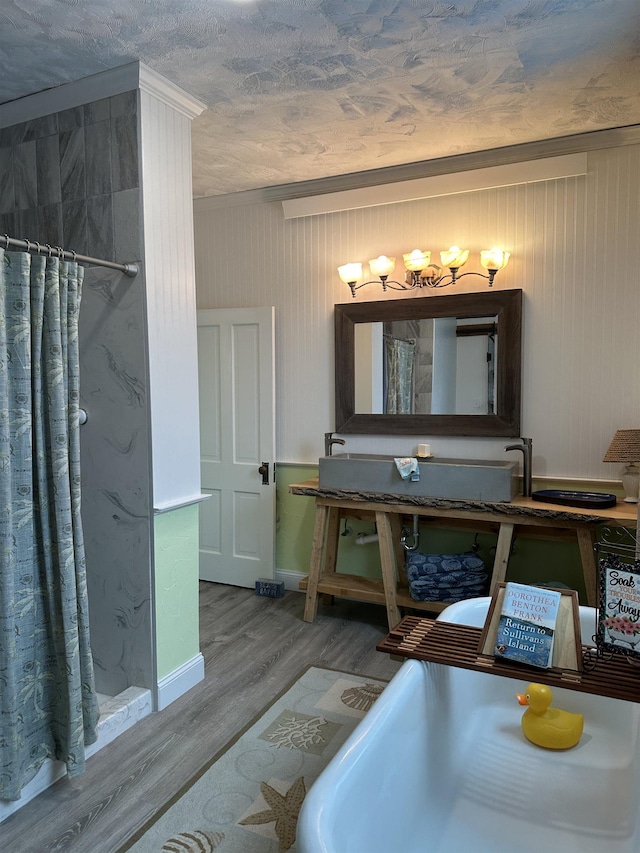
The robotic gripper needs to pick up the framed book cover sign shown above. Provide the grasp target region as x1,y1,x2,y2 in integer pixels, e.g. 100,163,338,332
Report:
598,555,640,660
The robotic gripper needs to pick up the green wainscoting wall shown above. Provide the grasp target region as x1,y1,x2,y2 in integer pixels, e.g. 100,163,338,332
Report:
276,464,591,603
154,503,200,680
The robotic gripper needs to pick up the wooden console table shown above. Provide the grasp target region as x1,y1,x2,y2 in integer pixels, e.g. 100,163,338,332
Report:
290,479,637,629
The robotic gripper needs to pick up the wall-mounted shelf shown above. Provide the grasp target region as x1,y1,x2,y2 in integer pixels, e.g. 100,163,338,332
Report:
377,616,640,704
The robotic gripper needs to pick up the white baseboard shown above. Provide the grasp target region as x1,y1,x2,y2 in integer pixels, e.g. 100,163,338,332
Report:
275,568,306,592
156,653,205,711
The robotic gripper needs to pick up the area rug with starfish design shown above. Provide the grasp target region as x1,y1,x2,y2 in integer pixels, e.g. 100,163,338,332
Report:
120,666,387,853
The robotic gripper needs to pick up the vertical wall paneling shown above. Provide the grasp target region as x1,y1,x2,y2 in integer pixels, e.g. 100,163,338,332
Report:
138,82,205,702
140,91,201,509
194,144,640,481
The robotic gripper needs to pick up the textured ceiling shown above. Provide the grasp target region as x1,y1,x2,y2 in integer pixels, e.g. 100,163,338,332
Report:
2,0,640,198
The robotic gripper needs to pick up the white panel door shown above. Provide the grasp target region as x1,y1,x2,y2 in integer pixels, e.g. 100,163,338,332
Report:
197,307,275,586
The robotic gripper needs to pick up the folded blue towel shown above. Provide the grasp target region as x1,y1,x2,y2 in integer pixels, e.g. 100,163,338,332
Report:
408,572,489,590
404,551,489,602
405,551,486,576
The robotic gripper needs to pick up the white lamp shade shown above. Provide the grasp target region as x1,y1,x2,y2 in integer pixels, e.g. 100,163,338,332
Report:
369,255,395,278
480,248,510,271
440,246,469,268
338,262,362,284
403,249,430,271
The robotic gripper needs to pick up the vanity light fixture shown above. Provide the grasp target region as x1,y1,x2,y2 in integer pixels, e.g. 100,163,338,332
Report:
603,429,640,503
338,247,510,297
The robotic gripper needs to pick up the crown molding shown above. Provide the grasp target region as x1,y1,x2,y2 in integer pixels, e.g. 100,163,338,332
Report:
0,61,205,128
138,64,206,119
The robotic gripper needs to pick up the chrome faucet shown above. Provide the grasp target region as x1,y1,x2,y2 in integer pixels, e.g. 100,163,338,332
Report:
505,437,533,498
324,432,346,456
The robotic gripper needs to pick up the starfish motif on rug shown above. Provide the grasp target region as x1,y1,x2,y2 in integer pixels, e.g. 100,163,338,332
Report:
238,776,306,852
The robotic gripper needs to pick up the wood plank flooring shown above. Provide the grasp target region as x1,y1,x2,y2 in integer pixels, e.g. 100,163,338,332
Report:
2,582,402,852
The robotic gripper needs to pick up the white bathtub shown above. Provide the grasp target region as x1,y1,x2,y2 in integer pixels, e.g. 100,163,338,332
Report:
298,598,640,853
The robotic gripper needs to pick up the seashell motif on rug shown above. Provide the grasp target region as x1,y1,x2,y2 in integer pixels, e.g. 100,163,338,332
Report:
161,829,225,852
340,682,384,712
127,668,388,851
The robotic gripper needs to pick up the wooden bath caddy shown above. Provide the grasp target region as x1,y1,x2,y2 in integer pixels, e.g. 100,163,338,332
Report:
377,616,640,704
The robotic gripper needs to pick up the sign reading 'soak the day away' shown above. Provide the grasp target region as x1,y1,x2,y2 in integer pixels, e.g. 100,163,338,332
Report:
598,555,640,661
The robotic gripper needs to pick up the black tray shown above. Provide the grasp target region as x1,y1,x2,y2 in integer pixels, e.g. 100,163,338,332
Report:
531,489,617,509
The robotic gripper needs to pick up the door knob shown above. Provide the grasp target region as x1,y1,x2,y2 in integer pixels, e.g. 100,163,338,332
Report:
258,462,269,485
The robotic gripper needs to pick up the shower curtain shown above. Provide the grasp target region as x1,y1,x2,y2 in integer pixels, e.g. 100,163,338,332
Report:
384,336,416,414
0,249,99,801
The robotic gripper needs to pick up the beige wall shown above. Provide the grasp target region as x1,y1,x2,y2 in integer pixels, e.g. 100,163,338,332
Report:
194,144,640,483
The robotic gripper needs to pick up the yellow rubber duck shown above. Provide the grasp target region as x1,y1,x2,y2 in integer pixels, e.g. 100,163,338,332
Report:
516,683,584,750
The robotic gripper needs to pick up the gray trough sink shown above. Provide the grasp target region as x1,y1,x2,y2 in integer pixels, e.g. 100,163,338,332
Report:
318,453,518,502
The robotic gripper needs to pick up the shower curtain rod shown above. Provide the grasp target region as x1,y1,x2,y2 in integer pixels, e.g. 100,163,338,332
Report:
1,234,138,277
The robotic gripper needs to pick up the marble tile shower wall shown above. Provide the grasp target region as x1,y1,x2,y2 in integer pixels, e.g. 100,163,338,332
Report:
80,264,153,697
0,90,140,262
0,91,155,697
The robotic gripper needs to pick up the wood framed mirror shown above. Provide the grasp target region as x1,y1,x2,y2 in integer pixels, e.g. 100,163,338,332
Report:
335,289,522,436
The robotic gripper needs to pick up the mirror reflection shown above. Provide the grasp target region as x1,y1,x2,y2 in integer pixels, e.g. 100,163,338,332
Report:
354,316,497,416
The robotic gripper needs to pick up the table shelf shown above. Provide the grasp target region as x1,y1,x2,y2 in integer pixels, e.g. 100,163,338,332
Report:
299,572,387,606
299,575,450,614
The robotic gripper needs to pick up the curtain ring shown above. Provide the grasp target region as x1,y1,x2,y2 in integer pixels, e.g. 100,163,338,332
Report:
45,243,53,257
71,250,77,262
56,246,64,259
23,238,32,253
33,241,41,255
2,234,9,248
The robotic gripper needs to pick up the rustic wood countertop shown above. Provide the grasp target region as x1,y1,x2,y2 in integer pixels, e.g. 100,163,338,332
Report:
289,478,638,527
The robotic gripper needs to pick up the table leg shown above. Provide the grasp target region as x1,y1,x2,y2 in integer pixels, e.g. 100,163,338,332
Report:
324,507,341,576
320,506,341,605
491,522,514,594
303,503,329,622
576,526,598,607
376,511,401,629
